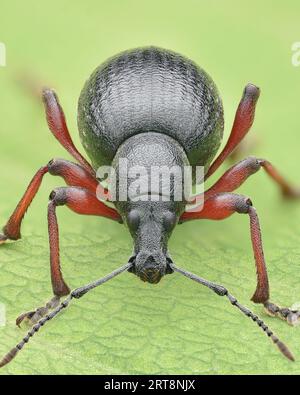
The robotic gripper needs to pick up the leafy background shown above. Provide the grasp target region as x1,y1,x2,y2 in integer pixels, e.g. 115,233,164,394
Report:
0,0,300,375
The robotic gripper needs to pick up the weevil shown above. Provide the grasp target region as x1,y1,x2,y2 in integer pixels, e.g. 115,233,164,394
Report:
1,47,300,367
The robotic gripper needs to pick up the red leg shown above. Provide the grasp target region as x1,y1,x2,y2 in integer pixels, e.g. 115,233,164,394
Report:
205,84,260,180
188,156,300,204
206,157,300,199
262,160,300,198
180,192,300,325
1,166,48,242
0,159,113,243
227,133,259,163
16,186,120,327
42,89,94,175
48,186,119,295
50,186,120,220
181,193,269,302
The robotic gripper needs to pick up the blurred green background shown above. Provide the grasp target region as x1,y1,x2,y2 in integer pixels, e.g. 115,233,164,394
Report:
0,0,300,374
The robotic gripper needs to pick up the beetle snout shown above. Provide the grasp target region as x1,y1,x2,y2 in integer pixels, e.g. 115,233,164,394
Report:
135,251,166,284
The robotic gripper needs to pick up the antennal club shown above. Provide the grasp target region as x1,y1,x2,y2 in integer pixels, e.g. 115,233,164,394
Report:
170,263,294,362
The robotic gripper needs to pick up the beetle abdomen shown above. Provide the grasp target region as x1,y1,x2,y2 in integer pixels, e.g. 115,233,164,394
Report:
78,47,224,171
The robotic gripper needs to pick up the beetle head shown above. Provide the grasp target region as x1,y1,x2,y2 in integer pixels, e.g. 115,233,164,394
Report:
125,201,179,284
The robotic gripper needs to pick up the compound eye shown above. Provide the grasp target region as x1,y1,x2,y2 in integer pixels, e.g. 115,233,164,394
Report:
127,210,140,231
163,211,177,232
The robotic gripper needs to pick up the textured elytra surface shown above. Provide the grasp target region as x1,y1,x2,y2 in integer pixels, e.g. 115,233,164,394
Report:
1,0,300,375
78,47,224,170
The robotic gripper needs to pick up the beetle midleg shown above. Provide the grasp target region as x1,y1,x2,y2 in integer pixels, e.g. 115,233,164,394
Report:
16,186,121,327
205,156,300,199
180,192,300,325
0,159,108,243
188,156,300,205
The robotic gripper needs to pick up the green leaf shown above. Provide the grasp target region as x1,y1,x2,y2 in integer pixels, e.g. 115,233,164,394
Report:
1,0,300,375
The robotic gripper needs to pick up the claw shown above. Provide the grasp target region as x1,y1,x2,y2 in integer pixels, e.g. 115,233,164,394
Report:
16,311,35,328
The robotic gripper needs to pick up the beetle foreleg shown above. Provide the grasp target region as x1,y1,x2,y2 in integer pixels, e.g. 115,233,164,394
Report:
181,193,269,302
181,192,300,326
16,295,60,327
15,186,121,327
263,301,300,326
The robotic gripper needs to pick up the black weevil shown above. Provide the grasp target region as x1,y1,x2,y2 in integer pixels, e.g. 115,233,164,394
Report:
1,47,300,366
